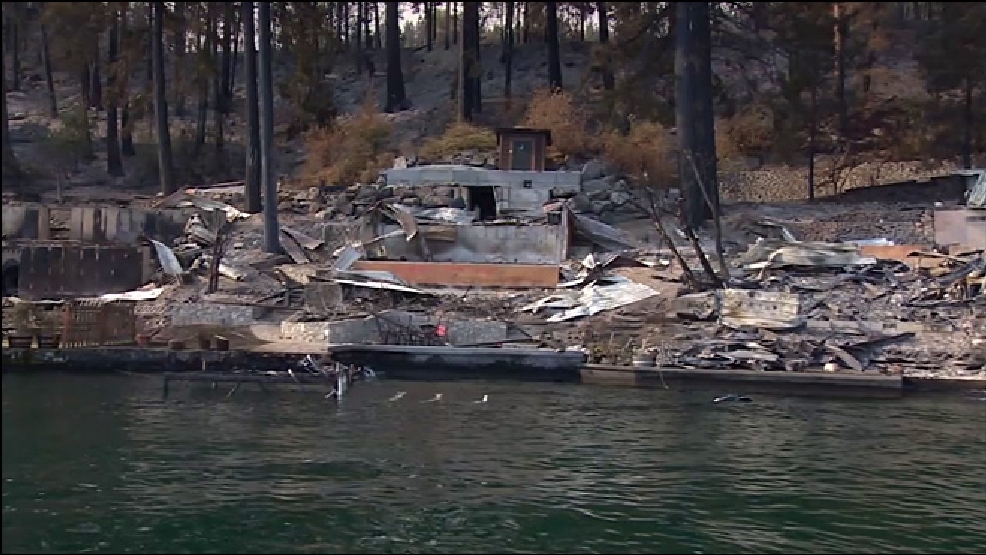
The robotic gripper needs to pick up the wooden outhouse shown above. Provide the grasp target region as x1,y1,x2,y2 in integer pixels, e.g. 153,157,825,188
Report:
495,127,552,172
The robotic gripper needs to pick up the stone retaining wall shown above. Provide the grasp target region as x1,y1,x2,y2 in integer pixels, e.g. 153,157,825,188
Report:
170,304,258,327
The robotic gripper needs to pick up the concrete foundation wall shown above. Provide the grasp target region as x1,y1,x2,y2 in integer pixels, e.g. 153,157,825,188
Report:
374,223,566,265
67,206,187,244
170,304,258,327
17,244,146,300
281,313,509,346
383,166,582,195
2,206,41,239
283,319,377,344
2,204,186,243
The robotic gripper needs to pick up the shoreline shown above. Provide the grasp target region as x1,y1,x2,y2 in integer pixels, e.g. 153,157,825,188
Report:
3,345,982,399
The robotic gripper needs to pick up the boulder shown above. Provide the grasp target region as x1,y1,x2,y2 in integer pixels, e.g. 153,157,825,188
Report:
582,159,607,181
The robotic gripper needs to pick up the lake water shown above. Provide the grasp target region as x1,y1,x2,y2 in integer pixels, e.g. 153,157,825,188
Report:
2,373,985,554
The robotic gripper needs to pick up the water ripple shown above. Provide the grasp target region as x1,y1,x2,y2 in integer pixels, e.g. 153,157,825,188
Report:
3,375,985,554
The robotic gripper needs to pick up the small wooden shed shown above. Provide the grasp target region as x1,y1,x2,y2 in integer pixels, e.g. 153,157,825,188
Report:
495,127,552,172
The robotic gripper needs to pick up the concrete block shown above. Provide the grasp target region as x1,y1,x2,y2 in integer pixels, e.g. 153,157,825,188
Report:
170,304,258,327
325,318,380,344
280,321,333,343
446,320,508,346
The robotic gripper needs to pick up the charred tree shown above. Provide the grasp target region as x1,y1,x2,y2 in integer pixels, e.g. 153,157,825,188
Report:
40,23,57,117
504,0,515,99
597,2,613,90
243,1,262,213
257,2,281,254
152,1,176,195
546,2,563,90
385,1,408,112
106,13,124,177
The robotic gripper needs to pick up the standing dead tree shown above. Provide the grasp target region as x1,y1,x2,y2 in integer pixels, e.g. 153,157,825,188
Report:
206,212,235,294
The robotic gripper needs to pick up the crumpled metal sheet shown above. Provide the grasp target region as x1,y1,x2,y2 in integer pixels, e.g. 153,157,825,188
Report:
519,275,660,322
149,239,183,276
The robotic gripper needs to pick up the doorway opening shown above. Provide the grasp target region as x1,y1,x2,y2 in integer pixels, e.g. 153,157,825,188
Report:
2,262,19,297
467,186,497,221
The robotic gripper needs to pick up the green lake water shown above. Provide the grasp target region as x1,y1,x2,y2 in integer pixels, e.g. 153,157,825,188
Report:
2,373,985,554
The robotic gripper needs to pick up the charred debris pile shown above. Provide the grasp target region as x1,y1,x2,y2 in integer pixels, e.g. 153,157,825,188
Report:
131,171,984,378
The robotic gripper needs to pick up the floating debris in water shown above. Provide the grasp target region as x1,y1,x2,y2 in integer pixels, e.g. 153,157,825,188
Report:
963,390,986,402
389,391,406,402
713,394,753,404
421,393,443,403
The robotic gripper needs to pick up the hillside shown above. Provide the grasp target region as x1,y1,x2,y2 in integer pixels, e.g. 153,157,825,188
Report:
3,3,984,206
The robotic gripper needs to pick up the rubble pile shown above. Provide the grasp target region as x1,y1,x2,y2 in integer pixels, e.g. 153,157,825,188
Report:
188,157,648,225
720,203,937,246
657,238,985,376
59,155,978,382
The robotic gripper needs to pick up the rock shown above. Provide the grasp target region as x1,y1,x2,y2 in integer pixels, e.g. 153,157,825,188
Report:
333,199,355,217
355,185,377,201
421,195,448,207
588,189,611,201
434,185,456,198
582,159,606,181
581,176,615,195
591,200,612,214
610,191,632,206
402,196,422,206
375,186,394,200
571,195,593,213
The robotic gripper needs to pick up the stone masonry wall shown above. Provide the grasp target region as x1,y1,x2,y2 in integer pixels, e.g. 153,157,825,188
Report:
171,304,258,327
280,313,508,346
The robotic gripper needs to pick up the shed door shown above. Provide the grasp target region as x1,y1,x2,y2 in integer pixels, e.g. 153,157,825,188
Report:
510,139,535,171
